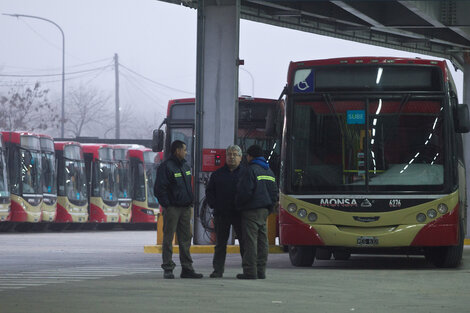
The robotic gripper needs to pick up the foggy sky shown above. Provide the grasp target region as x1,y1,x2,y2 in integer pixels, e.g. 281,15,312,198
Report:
1,0,464,138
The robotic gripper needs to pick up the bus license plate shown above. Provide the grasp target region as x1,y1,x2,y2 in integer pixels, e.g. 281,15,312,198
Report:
357,236,379,246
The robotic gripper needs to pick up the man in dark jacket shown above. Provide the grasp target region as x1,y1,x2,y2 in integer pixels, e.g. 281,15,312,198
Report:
154,140,203,279
206,145,244,278
236,145,279,279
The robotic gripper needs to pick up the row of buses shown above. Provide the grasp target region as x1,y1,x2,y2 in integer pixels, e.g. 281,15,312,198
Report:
0,131,160,231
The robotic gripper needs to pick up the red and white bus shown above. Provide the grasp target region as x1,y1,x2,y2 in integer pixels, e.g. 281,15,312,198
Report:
113,145,133,223
39,134,57,222
54,141,89,223
2,131,43,225
153,96,283,242
129,146,160,223
82,144,119,223
154,96,282,171
276,57,469,268
0,133,11,223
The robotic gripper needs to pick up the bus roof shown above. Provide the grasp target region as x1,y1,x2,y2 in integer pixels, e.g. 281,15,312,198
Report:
129,146,152,160
167,97,278,116
81,143,113,160
1,131,39,144
287,57,447,83
54,141,81,151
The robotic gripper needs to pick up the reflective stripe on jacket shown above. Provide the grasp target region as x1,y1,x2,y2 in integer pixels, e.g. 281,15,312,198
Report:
236,161,279,212
154,155,193,208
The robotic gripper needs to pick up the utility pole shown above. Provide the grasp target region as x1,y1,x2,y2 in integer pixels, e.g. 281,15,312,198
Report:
114,53,120,139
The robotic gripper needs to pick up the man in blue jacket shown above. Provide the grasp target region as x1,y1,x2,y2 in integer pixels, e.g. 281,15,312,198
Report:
154,140,203,279
206,145,244,278
236,145,279,279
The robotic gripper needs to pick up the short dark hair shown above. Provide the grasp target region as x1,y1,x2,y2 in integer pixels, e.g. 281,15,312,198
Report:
247,145,263,158
170,140,186,155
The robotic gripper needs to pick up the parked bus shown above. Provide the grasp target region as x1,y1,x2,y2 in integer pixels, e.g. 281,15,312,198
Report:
40,134,57,222
152,96,283,242
0,133,11,223
82,144,119,223
113,145,132,223
1,131,43,227
276,57,469,268
129,146,160,223
54,141,88,224
153,96,282,171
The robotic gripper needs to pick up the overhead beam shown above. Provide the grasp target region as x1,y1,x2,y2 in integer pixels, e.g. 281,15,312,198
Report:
331,1,382,27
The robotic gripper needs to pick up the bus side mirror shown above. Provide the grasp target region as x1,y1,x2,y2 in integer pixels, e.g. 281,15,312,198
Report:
152,129,165,152
455,103,470,133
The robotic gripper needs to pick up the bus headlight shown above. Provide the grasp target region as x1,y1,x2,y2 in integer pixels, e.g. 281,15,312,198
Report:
416,213,426,223
437,203,448,214
297,208,307,218
287,203,297,213
308,212,317,222
427,209,437,219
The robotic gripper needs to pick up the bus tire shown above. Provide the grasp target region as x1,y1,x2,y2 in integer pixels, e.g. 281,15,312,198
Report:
425,220,464,268
288,245,315,267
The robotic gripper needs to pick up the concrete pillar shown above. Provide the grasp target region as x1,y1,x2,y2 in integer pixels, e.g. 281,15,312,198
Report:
464,53,470,238
193,0,240,244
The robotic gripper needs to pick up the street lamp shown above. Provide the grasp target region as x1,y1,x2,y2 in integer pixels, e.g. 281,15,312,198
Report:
240,67,254,96
3,13,65,137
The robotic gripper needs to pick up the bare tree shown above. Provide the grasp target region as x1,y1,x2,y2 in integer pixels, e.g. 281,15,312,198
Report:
102,102,138,139
123,110,164,139
0,81,60,132
65,84,113,137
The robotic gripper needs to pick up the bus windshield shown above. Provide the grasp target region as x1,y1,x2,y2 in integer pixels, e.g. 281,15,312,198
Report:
144,151,159,208
145,163,158,208
116,160,131,200
0,148,9,198
64,159,87,203
170,127,193,166
20,148,42,195
290,95,445,193
94,161,118,203
42,152,57,195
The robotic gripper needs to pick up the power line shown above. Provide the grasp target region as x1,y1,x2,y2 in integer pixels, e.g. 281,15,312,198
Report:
0,65,112,78
2,57,112,72
120,68,172,101
83,60,114,86
120,71,165,105
20,18,83,62
119,63,194,95
0,67,113,87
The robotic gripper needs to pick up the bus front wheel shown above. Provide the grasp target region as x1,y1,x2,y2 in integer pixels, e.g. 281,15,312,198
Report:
288,245,315,267
425,221,464,268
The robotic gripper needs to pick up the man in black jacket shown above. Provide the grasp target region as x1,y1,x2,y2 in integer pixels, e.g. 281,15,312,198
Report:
206,145,244,278
236,145,279,279
154,140,203,279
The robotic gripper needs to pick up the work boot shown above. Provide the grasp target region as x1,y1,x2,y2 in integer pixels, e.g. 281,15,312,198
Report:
163,270,174,279
209,271,223,278
180,268,203,278
257,272,266,279
236,273,257,280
